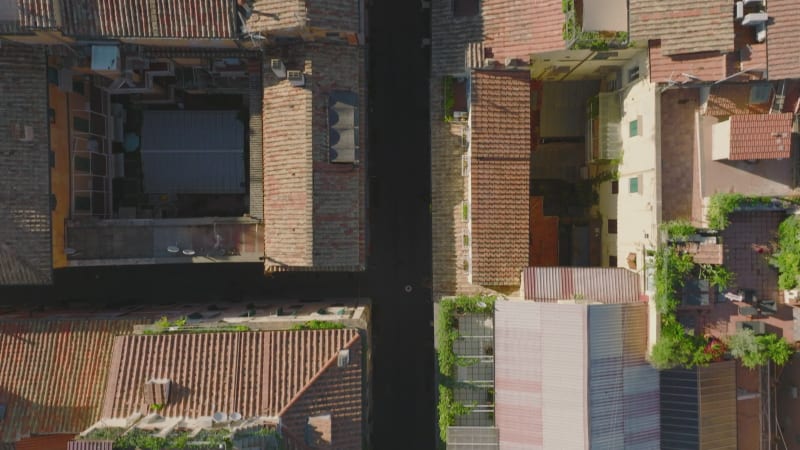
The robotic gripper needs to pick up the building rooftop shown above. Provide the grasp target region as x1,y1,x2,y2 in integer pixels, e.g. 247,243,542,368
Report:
0,0,59,33
482,0,564,61
629,0,734,56
729,113,795,160
521,267,642,303
102,329,363,448
765,0,800,80
247,0,360,36
0,43,52,285
59,0,237,38
262,43,366,271
0,318,148,443
469,70,530,286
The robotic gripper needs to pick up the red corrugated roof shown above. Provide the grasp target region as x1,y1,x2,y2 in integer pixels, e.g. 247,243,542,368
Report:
522,267,641,303
14,434,74,450
102,330,362,421
766,0,800,80
729,113,795,160
470,70,531,286
0,319,147,443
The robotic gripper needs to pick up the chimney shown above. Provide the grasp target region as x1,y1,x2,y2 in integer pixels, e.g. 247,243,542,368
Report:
143,378,171,405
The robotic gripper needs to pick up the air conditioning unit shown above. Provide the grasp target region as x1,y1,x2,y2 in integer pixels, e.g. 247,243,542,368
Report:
742,12,768,26
270,59,286,78
287,70,305,87
58,69,73,93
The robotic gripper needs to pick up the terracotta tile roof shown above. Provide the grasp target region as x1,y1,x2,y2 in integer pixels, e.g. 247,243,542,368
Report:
729,113,795,160
61,0,236,38
0,319,147,443
248,0,359,35
522,267,642,303
470,70,530,286
263,44,366,271
630,0,733,56
0,0,59,32
102,329,362,449
0,43,52,285
704,84,772,117
279,334,363,449
766,0,800,80
482,0,564,61
648,41,727,83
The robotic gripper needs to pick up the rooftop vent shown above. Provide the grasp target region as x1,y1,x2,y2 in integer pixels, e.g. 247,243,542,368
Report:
143,378,171,406
337,349,350,367
11,123,34,142
270,59,286,78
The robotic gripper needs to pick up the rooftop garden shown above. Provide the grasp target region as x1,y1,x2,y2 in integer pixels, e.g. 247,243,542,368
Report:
82,426,281,450
770,214,800,290
562,0,628,50
650,221,794,370
436,295,495,447
141,316,250,335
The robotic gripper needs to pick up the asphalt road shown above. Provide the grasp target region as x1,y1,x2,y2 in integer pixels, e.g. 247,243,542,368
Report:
0,1,435,447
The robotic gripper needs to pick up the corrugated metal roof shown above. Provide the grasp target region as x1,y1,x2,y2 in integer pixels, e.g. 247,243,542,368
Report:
447,427,499,450
102,329,360,419
67,441,112,450
495,301,658,449
660,361,736,450
522,267,641,303
0,319,147,443
140,110,245,194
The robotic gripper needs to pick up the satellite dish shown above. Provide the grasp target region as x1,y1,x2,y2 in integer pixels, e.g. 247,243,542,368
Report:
167,245,180,254
230,412,242,421
182,249,196,256
212,412,227,422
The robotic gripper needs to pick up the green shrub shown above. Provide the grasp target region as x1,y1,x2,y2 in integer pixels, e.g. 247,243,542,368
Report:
649,319,710,369
291,320,346,331
707,193,772,230
770,215,800,289
660,219,696,240
653,247,694,315
699,264,734,290
729,330,794,369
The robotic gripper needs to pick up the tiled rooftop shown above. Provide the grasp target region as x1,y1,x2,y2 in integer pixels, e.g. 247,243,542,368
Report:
729,113,795,160
262,44,366,271
0,0,59,32
766,0,800,80
61,0,237,38
102,329,362,446
247,0,360,36
648,41,727,84
630,0,733,56
0,319,147,443
469,70,530,286
0,43,52,285
482,0,564,61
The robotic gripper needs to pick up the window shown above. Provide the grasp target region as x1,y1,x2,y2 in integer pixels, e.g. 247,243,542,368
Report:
47,66,59,85
629,119,639,137
611,180,619,194
608,219,618,234
628,66,640,82
629,177,639,193
609,255,618,267
453,0,479,16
